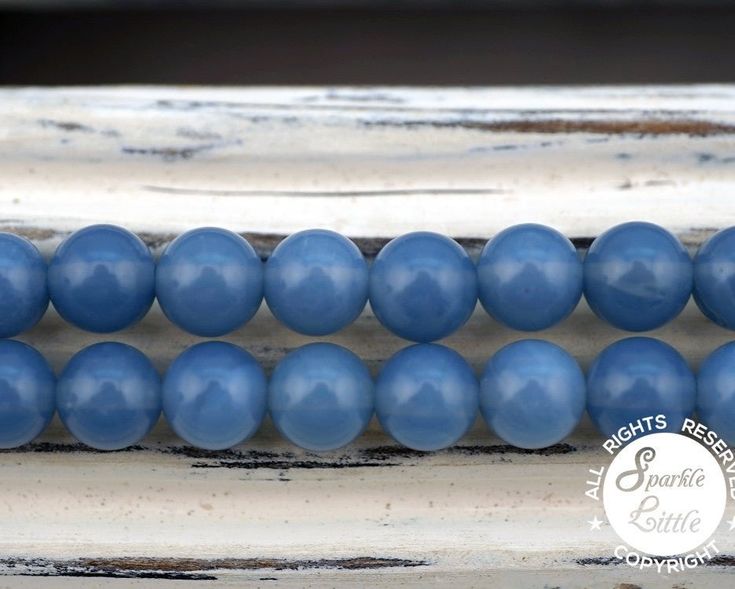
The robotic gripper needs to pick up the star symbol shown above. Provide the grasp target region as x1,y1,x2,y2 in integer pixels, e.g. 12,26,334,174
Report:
588,515,604,531
728,515,735,531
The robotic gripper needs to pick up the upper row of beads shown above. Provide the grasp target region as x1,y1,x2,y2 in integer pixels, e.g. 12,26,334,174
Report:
1,222,733,341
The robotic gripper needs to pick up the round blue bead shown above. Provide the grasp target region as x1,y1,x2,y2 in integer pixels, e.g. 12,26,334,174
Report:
477,224,582,331
156,228,263,337
697,342,735,446
57,342,161,450
375,343,478,451
0,233,49,338
269,343,373,452
480,339,585,449
369,232,478,342
587,337,695,437
265,229,368,336
693,227,735,329
48,225,155,333
0,340,55,449
163,342,267,450
584,222,692,331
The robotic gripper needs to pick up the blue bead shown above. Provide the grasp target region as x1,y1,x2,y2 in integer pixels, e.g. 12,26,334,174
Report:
587,337,695,437
369,232,478,342
265,229,368,335
57,342,161,450
0,233,49,338
697,342,735,446
584,222,692,331
375,343,478,451
480,340,585,449
163,342,267,450
477,224,582,331
156,228,263,337
48,225,155,333
693,227,735,329
269,343,373,452
0,340,55,448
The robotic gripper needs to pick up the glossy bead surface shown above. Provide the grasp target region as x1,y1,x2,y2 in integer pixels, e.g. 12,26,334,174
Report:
163,342,267,450
480,339,585,449
369,232,478,342
375,343,478,451
265,229,368,335
693,227,735,329
584,222,692,331
48,225,155,333
0,233,49,338
156,228,263,336
57,342,161,450
697,342,735,446
587,337,695,437
269,343,373,452
0,340,55,448
477,224,582,331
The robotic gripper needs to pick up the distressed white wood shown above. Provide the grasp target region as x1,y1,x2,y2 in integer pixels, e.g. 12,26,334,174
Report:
1,86,735,586
1,85,735,247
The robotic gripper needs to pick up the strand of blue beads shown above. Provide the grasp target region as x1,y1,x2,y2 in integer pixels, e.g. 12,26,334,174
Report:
2,223,735,453
0,223,724,337
4,338,735,450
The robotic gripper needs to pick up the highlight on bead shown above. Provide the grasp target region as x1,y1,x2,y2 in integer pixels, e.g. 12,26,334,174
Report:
0,233,49,338
586,336,696,438
477,224,583,331
0,340,55,449
56,342,162,451
583,222,692,332
163,341,267,450
694,227,735,330
375,343,479,451
156,227,264,337
269,342,374,452
265,229,369,336
480,339,586,449
369,232,478,342
48,225,156,333
696,341,735,447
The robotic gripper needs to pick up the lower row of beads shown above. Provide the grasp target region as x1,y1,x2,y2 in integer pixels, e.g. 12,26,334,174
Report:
0,337,731,452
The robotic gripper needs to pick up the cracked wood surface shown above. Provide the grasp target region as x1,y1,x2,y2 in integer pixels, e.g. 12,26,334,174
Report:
0,86,734,587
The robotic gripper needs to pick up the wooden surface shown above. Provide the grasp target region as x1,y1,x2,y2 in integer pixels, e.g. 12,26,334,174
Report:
1,85,735,587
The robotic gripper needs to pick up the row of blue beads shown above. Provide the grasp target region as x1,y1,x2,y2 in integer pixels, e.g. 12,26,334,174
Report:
3,337,735,452
3,223,735,340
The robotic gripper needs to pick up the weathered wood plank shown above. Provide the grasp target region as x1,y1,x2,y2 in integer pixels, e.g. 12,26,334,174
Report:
1,86,735,587
1,86,735,246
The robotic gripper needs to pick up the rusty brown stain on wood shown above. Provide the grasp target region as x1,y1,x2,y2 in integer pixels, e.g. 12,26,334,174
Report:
75,556,428,572
374,118,735,136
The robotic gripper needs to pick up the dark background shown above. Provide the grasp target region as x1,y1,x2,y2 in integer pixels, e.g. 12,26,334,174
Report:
2,4,735,85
